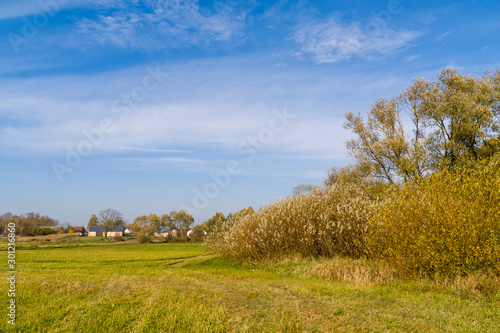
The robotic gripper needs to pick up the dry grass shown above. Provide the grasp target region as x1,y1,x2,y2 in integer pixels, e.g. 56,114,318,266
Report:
205,184,373,262
296,258,395,286
434,272,500,295
293,258,500,294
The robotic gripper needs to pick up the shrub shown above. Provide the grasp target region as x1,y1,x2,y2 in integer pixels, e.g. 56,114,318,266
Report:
205,184,374,262
25,227,56,236
367,156,500,278
40,227,56,235
136,230,153,243
190,225,206,242
113,235,123,242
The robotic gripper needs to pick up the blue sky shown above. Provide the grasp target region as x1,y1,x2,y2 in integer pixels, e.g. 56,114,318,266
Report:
1,0,499,226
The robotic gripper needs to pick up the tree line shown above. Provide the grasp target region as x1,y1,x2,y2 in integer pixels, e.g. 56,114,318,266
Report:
0,212,60,236
87,209,194,242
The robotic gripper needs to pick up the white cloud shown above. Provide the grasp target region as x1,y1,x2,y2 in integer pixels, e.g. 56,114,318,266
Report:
292,15,420,64
74,0,255,50
0,0,124,20
119,156,205,164
405,54,421,62
0,0,45,20
0,54,410,167
433,30,452,42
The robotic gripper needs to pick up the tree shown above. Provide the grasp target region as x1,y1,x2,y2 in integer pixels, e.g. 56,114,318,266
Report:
147,214,160,232
234,207,255,218
88,214,98,230
131,213,172,235
160,214,173,232
292,184,321,196
8,216,22,235
190,223,207,242
39,215,59,226
0,213,13,236
170,210,194,237
97,209,123,240
0,213,13,235
131,215,148,233
344,68,500,184
324,163,389,197
205,212,226,235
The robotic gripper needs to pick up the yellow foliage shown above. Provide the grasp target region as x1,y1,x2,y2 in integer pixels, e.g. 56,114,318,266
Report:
367,155,500,278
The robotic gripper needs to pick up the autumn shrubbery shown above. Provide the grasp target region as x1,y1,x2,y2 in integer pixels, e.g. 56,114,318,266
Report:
207,68,500,285
205,184,373,262
207,156,500,282
367,156,500,278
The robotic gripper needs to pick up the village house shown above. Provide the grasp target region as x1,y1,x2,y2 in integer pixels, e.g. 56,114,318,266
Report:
88,225,125,237
153,226,170,238
73,226,85,236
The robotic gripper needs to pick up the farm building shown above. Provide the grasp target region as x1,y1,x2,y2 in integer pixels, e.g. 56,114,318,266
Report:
88,225,125,237
153,226,170,238
73,226,85,235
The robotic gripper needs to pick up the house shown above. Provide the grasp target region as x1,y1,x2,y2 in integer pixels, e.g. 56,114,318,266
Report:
186,228,193,237
88,225,125,237
73,226,85,236
153,226,170,238
124,228,132,237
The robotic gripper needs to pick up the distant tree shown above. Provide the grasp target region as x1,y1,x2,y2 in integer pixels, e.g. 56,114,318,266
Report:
170,210,194,237
88,214,98,231
190,223,207,242
7,216,22,235
147,214,160,232
39,215,59,226
323,164,389,198
131,215,148,233
0,213,13,235
160,214,174,232
97,209,124,240
21,212,40,235
234,207,255,218
131,213,170,235
292,184,321,196
205,212,226,235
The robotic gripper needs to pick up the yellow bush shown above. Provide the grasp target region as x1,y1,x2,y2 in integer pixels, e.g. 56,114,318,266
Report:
205,185,374,262
367,156,500,278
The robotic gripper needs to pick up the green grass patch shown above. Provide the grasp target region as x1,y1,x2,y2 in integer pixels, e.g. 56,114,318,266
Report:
0,242,498,332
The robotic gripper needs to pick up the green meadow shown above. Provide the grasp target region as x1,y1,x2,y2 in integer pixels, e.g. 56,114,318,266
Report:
1,240,499,332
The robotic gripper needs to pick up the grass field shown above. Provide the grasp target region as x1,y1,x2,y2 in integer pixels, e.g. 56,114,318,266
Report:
1,240,499,332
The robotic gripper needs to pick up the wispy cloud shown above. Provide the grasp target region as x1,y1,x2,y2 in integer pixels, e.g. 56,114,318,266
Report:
292,15,420,64
0,0,45,20
113,146,191,154
119,156,205,164
75,0,256,50
405,54,421,62
0,0,125,20
434,30,453,42
0,51,412,171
